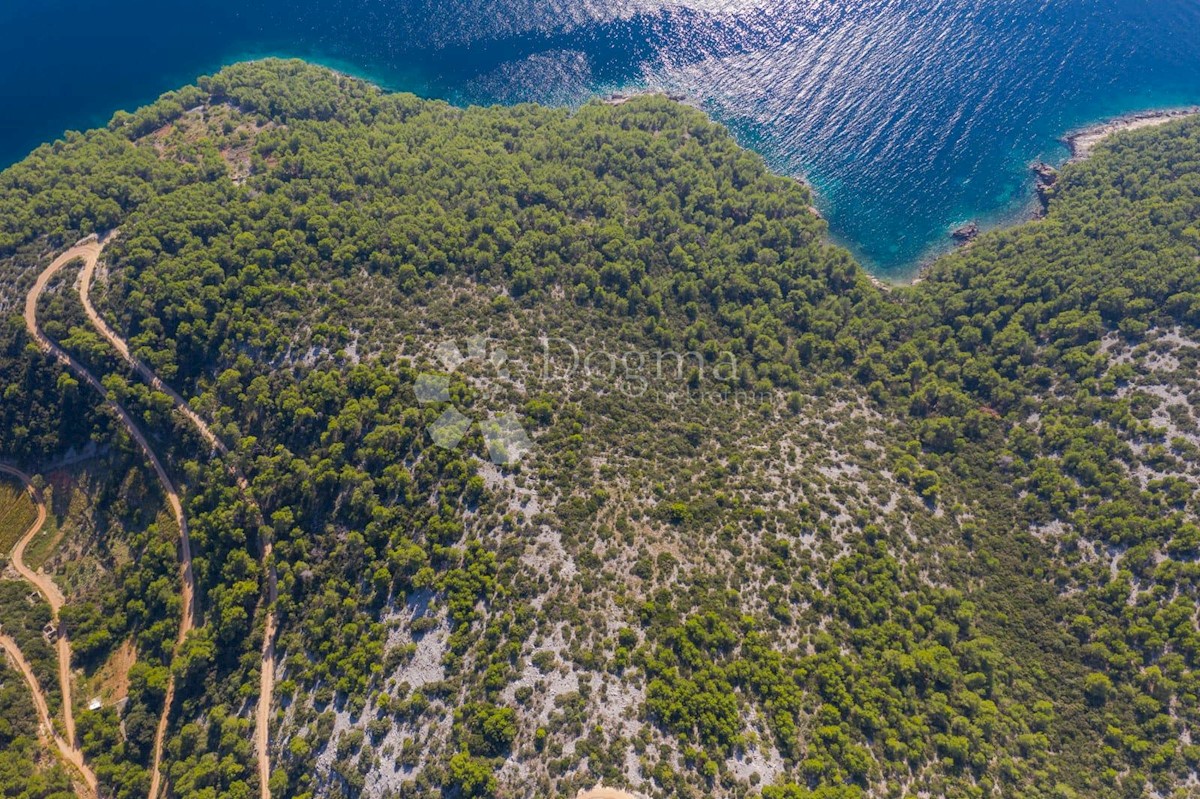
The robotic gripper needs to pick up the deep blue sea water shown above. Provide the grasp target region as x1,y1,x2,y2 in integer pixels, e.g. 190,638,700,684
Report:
3,0,1199,277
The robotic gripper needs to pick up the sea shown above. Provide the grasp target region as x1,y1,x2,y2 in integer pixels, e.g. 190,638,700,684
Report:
2,0,1199,278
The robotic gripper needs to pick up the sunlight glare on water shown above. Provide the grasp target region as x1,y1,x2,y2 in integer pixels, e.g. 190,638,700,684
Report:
2,0,1199,275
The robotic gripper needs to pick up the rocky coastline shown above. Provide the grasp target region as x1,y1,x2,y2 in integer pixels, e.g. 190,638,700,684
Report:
943,108,1198,257
1030,160,1058,217
595,92,1199,287
951,221,980,244
602,89,689,106
1063,107,1200,162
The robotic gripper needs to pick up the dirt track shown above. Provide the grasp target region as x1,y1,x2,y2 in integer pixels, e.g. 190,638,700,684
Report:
2,465,74,744
0,633,97,793
576,788,645,799
78,239,279,799
0,463,98,796
25,236,195,799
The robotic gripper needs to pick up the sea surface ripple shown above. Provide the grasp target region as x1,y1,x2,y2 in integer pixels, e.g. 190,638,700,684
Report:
2,0,1199,275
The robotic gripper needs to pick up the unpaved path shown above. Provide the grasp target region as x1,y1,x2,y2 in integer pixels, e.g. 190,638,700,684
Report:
256,571,277,799
0,463,98,796
79,240,279,798
575,788,646,799
2,464,70,740
0,465,62,607
0,633,97,794
26,236,196,799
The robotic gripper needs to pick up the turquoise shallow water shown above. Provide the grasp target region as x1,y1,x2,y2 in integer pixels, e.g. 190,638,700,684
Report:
2,0,1199,277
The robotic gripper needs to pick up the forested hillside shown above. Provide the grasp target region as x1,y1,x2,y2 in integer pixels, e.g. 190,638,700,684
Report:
1,59,1198,799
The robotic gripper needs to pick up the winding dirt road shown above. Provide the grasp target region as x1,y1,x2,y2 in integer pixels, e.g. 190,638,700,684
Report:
2,465,72,740
25,236,196,799
79,242,279,798
0,463,98,795
0,633,96,793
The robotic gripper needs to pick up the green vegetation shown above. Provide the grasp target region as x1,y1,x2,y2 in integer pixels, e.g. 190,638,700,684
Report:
0,478,36,557
0,58,1199,798
0,658,74,798
0,581,61,716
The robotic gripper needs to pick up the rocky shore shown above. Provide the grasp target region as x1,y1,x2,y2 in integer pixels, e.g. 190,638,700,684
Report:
951,221,980,244
928,107,1199,279
603,89,689,106
1064,107,1200,162
1030,160,1058,216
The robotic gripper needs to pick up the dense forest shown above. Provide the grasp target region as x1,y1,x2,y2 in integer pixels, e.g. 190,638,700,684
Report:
0,59,1199,799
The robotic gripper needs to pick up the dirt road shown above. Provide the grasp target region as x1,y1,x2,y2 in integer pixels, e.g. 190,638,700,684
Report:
26,236,195,799
575,788,646,799
0,463,98,795
78,239,279,799
0,633,97,794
